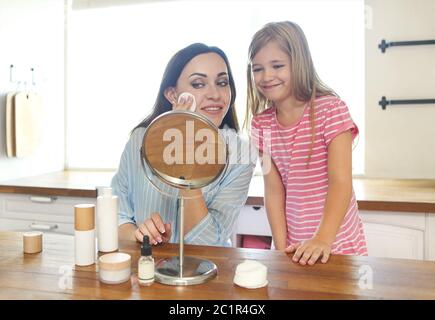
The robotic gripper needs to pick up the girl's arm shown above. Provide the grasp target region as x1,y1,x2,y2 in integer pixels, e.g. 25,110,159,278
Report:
315,130,353,244
286,130,353,264
261,152,287,250
143,165,251,240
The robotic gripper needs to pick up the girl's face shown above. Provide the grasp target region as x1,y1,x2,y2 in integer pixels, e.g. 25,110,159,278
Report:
166,52,231,128
251,41,293,105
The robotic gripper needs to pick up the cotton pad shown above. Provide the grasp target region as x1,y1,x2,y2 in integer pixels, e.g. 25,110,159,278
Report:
177,92,196,111
233,260,268,289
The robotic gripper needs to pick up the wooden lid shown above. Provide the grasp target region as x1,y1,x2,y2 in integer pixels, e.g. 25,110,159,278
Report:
98,252,131,271
23,231,43,254
74,204,95,231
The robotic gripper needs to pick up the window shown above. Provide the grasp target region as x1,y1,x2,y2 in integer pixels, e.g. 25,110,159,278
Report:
67,0,365,174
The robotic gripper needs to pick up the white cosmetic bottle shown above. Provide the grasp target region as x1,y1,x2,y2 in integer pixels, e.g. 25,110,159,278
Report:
97,187,119,253
74,204,96,266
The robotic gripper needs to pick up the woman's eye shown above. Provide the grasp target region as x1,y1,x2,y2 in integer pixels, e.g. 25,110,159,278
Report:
191,82,205,89
252,67,263,73
217,80,229,87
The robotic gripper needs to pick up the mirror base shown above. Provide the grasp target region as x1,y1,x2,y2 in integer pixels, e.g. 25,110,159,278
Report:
154,256,217,286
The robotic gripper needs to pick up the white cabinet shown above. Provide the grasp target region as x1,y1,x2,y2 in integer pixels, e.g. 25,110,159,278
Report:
0,193,96,235
363,223,424,259
360,211,435,261
426,214,435,261
359,211,426,260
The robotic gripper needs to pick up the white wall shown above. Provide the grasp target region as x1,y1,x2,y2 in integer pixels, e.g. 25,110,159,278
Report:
0,0,65,181
1,0,434,181
365,0,435,179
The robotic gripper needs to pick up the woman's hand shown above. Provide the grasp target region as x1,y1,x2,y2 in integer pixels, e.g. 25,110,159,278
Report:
135,212,172,245
172,93,195,111
285,236,332,265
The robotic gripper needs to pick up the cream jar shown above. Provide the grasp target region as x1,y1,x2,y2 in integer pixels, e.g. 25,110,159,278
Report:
98,252,131,284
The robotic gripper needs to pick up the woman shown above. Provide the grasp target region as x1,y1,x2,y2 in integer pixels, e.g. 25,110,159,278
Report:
111,43,255,246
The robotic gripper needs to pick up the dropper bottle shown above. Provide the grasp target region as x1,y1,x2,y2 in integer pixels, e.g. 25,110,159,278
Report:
138,235,154,286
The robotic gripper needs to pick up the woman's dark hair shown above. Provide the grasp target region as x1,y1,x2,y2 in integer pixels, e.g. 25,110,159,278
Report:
133,43,239,132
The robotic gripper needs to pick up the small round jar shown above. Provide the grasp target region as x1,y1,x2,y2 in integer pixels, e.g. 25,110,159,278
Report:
98,252,131,284
23,231,43,254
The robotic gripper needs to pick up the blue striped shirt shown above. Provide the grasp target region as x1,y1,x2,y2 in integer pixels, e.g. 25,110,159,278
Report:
111,126,255,247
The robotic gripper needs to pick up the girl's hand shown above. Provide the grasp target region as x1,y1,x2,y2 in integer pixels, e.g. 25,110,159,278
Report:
285,237,332,265
135,212,172,245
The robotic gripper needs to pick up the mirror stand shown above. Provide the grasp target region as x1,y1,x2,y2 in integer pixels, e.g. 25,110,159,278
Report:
154,196,218,285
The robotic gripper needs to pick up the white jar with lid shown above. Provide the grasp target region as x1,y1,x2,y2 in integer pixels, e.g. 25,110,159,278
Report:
98,252,131,284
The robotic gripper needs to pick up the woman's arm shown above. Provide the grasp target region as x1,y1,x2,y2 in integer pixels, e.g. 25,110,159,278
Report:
111,131,139,241
182,160,255,246
180,189,208,235
261,152,287,250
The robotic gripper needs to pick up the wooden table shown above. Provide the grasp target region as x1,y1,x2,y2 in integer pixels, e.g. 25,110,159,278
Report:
1,232,435,300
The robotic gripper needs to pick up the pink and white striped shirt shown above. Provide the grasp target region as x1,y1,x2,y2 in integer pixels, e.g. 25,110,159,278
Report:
251,95,367,255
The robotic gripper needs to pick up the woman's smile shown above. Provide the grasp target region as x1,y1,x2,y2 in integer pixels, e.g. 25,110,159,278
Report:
199,104,225,117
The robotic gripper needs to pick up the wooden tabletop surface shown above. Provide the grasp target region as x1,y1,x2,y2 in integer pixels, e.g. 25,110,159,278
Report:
1,171,435,212
1,231,435,300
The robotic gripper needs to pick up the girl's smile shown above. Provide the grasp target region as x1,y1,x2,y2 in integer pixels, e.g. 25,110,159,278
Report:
260,82,284,91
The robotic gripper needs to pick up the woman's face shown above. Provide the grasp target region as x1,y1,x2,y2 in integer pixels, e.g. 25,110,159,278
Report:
167,52,231,127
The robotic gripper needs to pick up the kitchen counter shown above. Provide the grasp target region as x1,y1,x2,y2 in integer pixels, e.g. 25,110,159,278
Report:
1,231,435,299
1,171,435,212
0,170,113,198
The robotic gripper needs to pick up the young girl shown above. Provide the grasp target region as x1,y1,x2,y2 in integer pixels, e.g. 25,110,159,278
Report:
112,43,254,246
246,21,367,265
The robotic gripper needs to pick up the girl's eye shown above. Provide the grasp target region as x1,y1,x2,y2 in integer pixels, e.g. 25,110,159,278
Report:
252,67,263,73
273,64,284,69
191,82,205,89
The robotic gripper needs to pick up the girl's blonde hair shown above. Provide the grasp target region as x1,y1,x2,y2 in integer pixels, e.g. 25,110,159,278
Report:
245,21,337,165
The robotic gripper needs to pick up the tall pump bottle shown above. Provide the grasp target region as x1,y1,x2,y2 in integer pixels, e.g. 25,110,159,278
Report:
96,187,119,253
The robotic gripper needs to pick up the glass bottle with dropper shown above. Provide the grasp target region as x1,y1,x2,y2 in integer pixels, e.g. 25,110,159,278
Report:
138,235,154,286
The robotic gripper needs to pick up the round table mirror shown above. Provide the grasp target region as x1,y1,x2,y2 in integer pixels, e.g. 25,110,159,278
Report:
141,110,228,285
